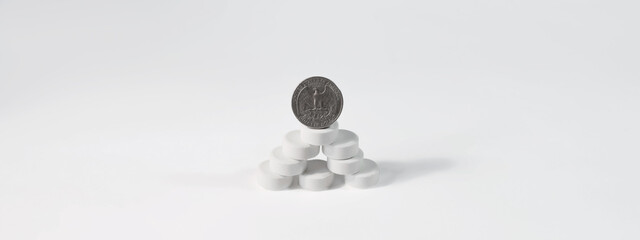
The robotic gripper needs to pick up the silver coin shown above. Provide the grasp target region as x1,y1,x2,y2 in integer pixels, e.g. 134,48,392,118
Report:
291,76,343,129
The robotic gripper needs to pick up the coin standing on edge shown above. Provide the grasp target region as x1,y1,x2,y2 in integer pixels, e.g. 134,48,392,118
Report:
291,76,343,129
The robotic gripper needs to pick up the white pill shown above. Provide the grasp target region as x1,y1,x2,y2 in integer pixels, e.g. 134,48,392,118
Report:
257,160,293,190
300,121,339,145
269,146,307,176
322,129,359,160
345,159,379,189
299,160,335,191
327,149,364,175
282,130,320,159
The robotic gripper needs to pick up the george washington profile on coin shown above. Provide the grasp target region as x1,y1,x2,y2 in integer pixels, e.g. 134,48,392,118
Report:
291,76,343,129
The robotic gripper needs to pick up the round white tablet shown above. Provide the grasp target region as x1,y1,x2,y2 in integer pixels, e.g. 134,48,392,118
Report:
282,130,320,160
299,160,335,191
327,149,364,175
300,121,339,146
345,159,379,189
268,147,307,176
257,160,293,190
322,129,359,160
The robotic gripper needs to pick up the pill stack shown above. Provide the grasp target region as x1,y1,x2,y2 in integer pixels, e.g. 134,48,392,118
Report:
257,122,380,191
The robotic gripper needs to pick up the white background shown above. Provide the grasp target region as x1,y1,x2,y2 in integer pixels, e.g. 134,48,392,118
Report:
1,0,639,239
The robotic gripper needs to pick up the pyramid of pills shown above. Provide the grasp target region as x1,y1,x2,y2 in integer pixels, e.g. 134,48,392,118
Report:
256,77,379,191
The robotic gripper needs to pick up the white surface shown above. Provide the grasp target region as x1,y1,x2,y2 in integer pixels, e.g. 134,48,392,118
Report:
1,0,640,239
257,160,293,191
268,147,306,176
322,129,360,159
346,159,380,189
298,160,335,191
282,130,320,160
327,149,364,175
300,121,339,146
